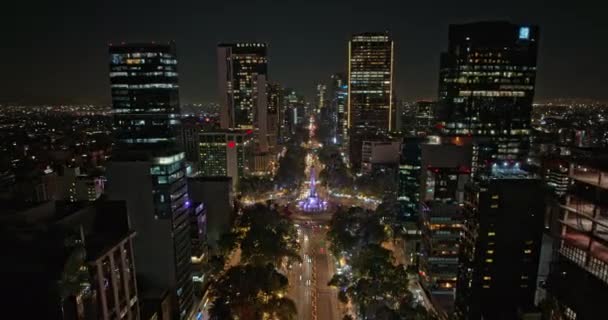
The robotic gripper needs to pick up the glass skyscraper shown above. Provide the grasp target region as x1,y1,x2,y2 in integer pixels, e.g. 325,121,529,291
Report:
109,42,180,146
329,73,348,146
107,42,194,319
437,21,539,175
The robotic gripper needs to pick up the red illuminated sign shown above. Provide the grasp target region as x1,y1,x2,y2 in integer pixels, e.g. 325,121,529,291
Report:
227,141,236,148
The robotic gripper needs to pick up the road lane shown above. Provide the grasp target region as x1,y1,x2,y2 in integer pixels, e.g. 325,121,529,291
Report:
286,116,343,320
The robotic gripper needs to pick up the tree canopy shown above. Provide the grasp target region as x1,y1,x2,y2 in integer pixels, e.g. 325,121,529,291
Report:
275,142,306,190
327,206,388,257
327,205,435,319
239,175,275,198
208,204,300,320
237,204,301,266
318,145,352,192
209,264,297,320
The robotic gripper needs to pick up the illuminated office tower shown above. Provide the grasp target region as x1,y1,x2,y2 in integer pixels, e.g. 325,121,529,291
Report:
107,43,194,319
283,89,306,135
316,83,327,111
109,42,180,146
198,130,253,191
217,42,268,152
267,82,283,149
347,32,394,133
329,73,348,146
437,21,539,175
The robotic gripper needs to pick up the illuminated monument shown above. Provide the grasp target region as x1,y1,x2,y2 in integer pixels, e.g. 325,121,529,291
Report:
298,166,328,212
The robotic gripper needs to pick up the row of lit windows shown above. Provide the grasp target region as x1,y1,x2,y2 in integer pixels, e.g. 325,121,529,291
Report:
351,35,390,42
234,43,266,47
111,83,178,89
458,90,526,97
457,65,535,71
112,52,172,58
114,108,176,113
110,71,178,77
111,65,173,72
350,90,390,94
350,71,391,76
121,138,171,143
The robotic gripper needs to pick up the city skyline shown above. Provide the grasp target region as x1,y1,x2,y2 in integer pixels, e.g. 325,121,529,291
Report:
2,0,607,105
3,2,608,318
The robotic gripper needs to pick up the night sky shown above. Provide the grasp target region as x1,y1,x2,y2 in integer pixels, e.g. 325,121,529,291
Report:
2,0,606,105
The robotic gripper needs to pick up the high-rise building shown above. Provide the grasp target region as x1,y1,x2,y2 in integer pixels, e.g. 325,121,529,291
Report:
188,176,235,250
283,89,306,135
347,32,394,133
419,165,469,290
180,118,203,164
413,101,436,135
107,152,193,320
347,33,394,173
267,82,283,149
217,42,268,133
437,21,539,176
316,83,327,111
545,154,608,319
53,166,104,202
107,42,194,319
418,142,471,314
2,201,138,320
456,166,544,320
329,73,348,146
397,137,425,269
198,130,253,190
109,42,180,146
398,137,424,227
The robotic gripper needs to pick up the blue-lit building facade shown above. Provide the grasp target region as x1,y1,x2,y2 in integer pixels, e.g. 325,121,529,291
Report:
107,42,194,319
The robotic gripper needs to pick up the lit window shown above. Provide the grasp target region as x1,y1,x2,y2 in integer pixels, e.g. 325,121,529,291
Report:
488,232,496,236
519,26,530,40
485,259,493,263
483,276,491,280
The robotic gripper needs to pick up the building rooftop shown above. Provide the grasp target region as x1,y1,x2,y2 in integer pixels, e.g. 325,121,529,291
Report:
189,175,233,182
110,146,184,162
487,163,538,180
0,200,132,262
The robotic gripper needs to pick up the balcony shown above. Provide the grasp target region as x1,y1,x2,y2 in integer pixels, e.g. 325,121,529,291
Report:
569,165,608,190
560,197,608,243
